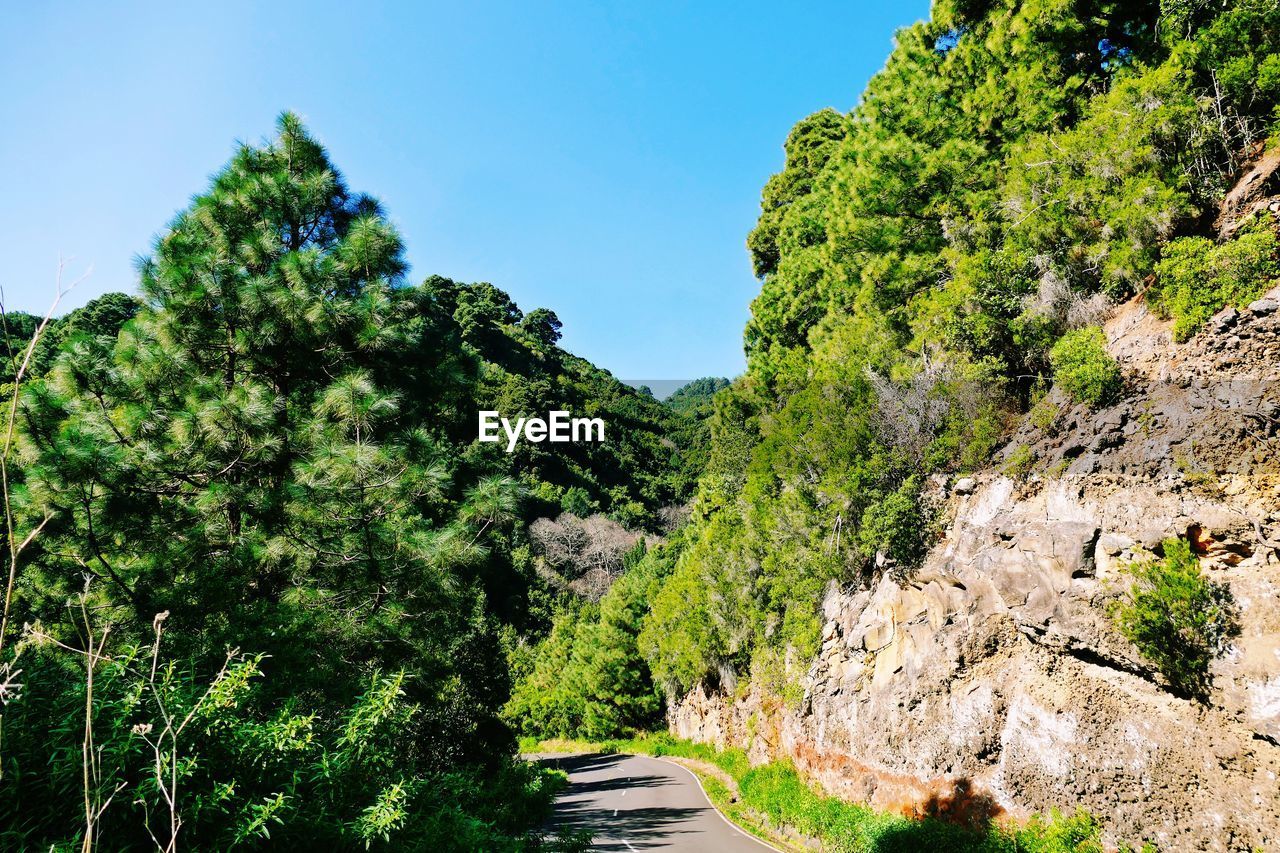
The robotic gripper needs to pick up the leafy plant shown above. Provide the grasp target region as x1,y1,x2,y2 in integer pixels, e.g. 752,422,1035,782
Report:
1152,220,1280,341
1029,395,1062,434
1174,450,1218,489
1112,538,1239,699
1002,444,1036,482
1049,327,1122,407
1046,459,1070,479
857,476,933,570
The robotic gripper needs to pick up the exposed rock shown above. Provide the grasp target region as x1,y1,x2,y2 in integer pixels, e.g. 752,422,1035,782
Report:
1211,306,1240,333
1248,297,1278,317
1215,142,1280,241
1097,531,1133,556
670,294,1280,851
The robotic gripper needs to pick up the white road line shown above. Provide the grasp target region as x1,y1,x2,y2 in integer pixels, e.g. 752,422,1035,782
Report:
630,755,786,852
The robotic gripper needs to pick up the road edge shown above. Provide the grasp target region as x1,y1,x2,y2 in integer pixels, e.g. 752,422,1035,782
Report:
525,746,809,852
640,753,793,853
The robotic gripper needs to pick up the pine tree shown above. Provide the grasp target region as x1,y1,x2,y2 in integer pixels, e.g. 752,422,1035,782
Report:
17,113,504,775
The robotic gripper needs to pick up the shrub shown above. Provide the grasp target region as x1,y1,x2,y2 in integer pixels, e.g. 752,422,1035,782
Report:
1029,394,1061,434
1048,326,1122,406
1112,538,1239,699
1152,222,1280,341
1002,444,1036,482
1,638,557,851
857,476,932,570
1012,809,1107,853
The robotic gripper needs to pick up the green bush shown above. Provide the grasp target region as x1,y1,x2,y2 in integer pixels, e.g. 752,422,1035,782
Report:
857,476,932,569
1,641,560,851
1011,809,1108,853
1152,221,1280,341
1049,327,1122,407
1113,538,1240,699
1029,394,1061,434
1002,444,1037,482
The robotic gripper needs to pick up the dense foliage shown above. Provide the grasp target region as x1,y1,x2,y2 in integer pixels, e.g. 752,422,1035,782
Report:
0,292,139,387
637,0,1280,701
505,541,673,740
1048,326,1123,406
426,275,701,534
6,0,1280,844
1152,216,1280,339
0,115,703,849
508,1,1280,744
662,377,730,415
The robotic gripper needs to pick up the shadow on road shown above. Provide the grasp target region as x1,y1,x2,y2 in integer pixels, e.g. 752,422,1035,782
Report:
552,803,708,850
535,753,714,850
536,752,626,775
565,774,674,796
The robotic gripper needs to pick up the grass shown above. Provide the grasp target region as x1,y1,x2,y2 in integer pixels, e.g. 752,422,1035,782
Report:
522,733,1154,852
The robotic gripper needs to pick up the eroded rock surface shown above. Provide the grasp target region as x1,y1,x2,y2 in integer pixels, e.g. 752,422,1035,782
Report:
670,290,1280,851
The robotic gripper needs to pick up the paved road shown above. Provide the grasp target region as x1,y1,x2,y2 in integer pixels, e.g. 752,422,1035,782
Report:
533,752,778,851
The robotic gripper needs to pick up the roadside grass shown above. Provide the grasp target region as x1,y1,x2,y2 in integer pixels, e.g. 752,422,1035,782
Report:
522,733,1154,853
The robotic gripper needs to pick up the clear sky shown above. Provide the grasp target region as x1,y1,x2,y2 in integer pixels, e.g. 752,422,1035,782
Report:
1,1,929,382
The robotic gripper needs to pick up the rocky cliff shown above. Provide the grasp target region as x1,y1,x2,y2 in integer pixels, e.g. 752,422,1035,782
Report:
670,289,1280,851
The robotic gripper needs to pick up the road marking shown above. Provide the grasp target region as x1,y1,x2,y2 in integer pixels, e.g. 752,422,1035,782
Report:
632,755,785,852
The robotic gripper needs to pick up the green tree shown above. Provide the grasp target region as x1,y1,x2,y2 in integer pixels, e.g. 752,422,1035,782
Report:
520,307,563,348
11,113,513,847
663,377,729,415
509,542,671,739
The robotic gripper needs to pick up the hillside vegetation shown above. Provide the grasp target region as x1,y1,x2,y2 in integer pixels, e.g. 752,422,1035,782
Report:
511,0,1280,758
632,0,1280,705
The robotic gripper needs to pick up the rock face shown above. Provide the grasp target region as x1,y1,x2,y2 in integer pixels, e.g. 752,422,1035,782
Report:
670,289,1280,851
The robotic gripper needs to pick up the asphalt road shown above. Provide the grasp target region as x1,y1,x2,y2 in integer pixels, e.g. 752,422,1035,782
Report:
533,752,779,851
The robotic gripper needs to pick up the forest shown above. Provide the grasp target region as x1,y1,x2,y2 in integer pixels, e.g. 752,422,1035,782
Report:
0,115,718,849
2,0,1280,849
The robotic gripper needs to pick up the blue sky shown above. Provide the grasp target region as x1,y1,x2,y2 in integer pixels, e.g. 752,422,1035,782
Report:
1,1,929,381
